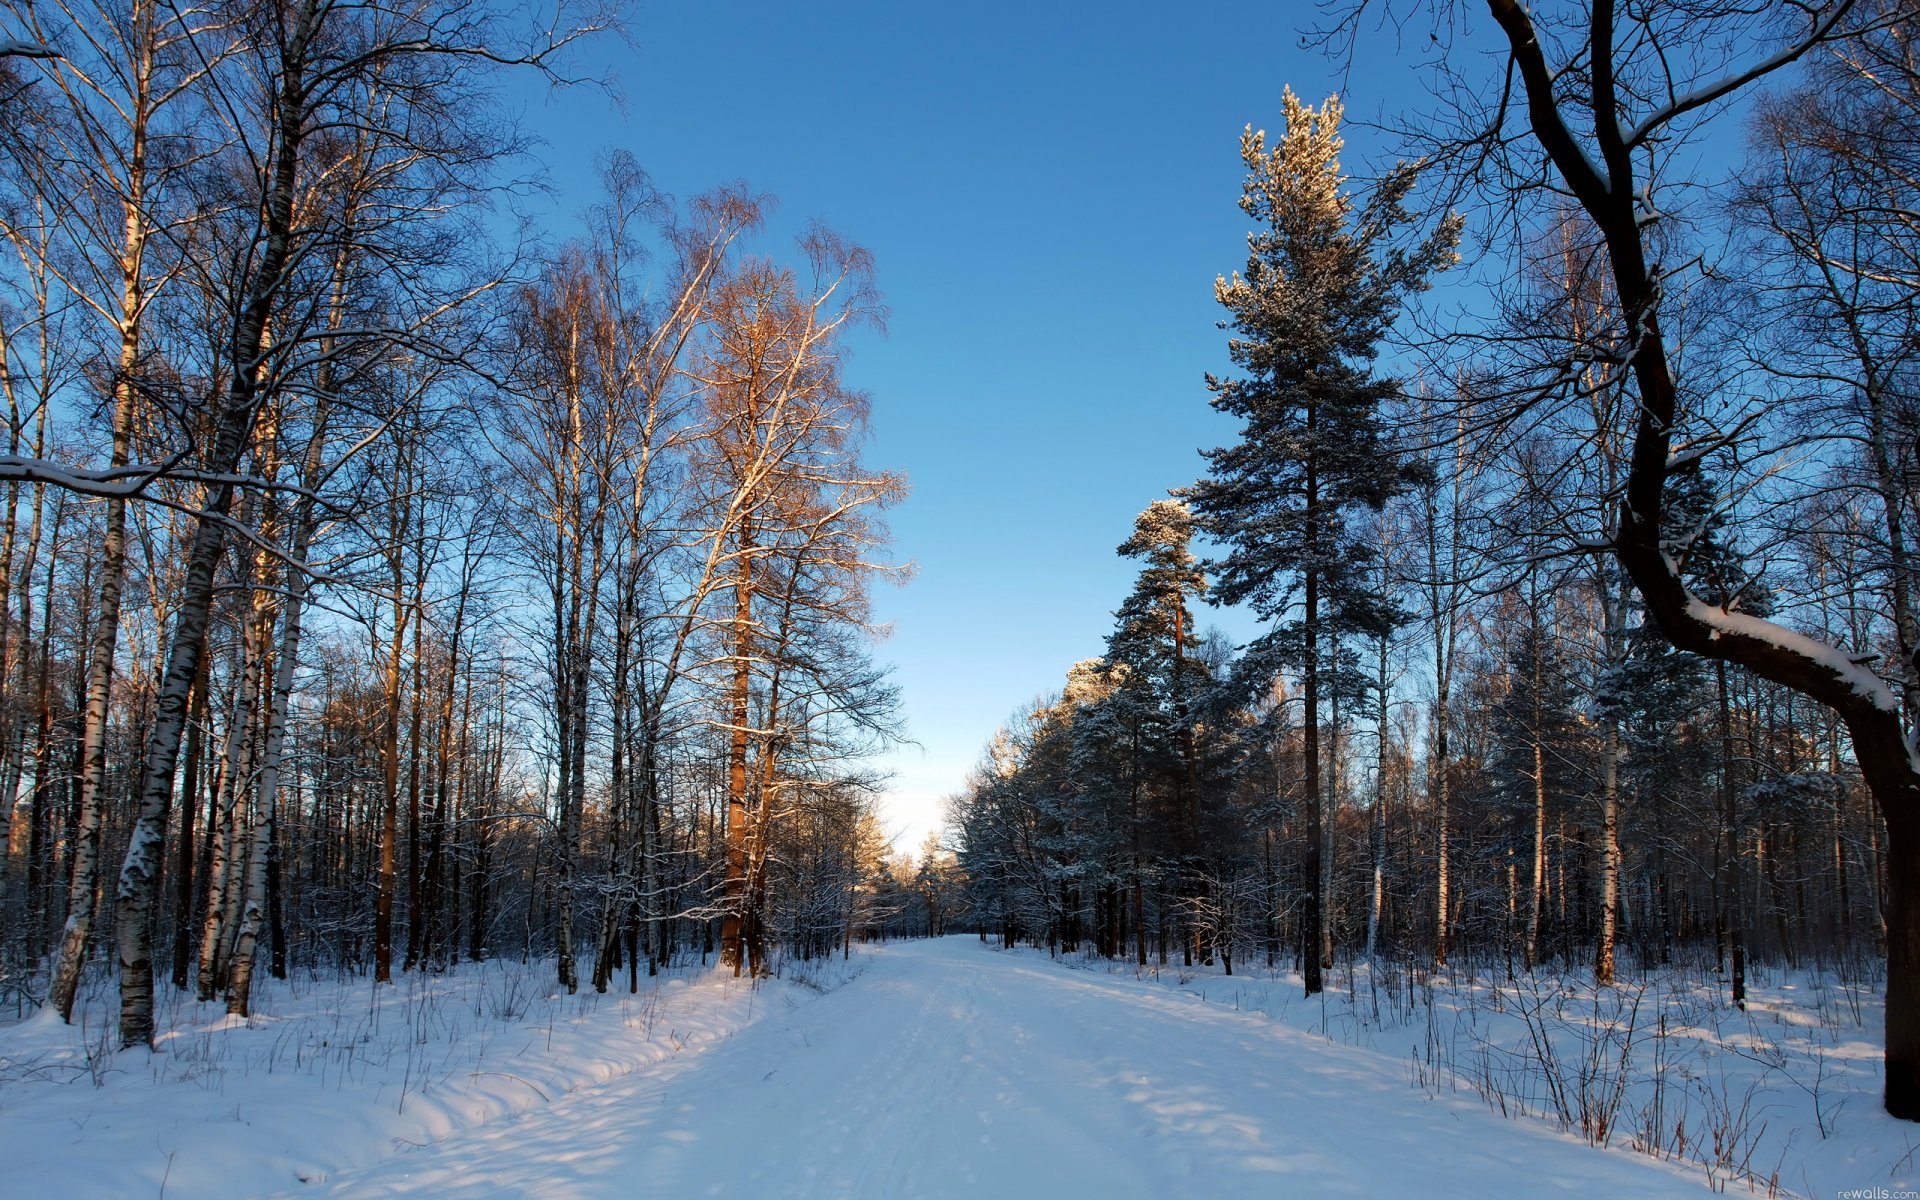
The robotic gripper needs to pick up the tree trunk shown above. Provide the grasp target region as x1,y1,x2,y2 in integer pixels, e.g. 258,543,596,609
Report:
404,559,426,972
1717,659,1746,1008
170,659,207,990
46,47,151,1017
1595,720,1621,984
1527,737,1547,973
228,401,326,1015
375,445,410,985
721,522,753,974
1487,0,1920,1118
1301,565,1323,996
1321,658,1338,974
1367,611,1389,965
113,0,320,1048
200,591,263,1000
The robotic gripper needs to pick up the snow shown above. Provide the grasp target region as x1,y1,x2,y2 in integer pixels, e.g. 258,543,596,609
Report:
1684,595,1908,718
0,938,1912,1198
0,956,799,1197
1104,951,1918,1198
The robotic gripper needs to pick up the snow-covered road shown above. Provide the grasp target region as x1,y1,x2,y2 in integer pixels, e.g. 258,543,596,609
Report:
300,936,1705,1199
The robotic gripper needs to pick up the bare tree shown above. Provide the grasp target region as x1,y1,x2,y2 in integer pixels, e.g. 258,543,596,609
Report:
0,0,221,1020
692,229,893,975
1369,0,1920,1117
113,0,601,1047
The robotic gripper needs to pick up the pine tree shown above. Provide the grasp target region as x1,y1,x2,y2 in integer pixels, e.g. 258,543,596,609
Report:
1596,466,1766,996
1098,499,1209,964
1491,582,1587,971
1666,467,1770,1006
1186,89,1459,995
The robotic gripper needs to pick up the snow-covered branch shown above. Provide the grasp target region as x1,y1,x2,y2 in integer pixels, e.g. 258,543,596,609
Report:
0,37,57,59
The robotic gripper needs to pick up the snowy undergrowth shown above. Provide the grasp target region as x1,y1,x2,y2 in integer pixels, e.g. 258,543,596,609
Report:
0,949,864,1199
1015,943,1917,1198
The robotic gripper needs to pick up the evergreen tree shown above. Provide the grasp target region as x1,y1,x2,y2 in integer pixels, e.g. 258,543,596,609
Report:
1596,466,1767,993
1094,499,1211,963
1108,500,1209,711
1185,89,1459,994
1491,584,1588,970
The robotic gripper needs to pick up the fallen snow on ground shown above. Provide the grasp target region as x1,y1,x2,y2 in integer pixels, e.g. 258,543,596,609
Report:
0,938,1911,1197
0,952,836,1198
1020,944,1920,1199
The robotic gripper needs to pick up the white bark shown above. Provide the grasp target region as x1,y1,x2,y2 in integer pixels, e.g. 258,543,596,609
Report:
1596,723,1621,982
198,592,263,1000
228,520,313,1014
115,0,321,1047
1366,604,1390,965
43,0,161,1021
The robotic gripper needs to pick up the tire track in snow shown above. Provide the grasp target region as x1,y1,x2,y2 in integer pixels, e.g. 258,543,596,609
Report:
286,937,1715,1199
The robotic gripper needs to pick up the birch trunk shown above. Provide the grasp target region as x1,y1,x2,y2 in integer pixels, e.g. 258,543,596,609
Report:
114,0,319,1047
199,584,263,1000
38,0,178,1018
4,385,49,941
169,658,207,990
404,565,426,973
1526,727,1547,972
1366,613,1389,965
1595,722,1621,983
227,527,311,1015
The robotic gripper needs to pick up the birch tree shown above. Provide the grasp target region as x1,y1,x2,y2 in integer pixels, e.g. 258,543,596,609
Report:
692,229,893,975
0,0,219,1019
113,0,600,1046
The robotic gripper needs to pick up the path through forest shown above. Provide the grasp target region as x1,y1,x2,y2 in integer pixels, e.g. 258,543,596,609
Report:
294,937,1705,1198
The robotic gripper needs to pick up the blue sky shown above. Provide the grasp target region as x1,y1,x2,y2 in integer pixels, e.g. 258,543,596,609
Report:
514,2,1450,852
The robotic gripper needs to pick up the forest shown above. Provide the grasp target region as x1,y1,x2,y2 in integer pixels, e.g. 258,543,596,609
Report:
0,0,913,1049
0,0,1915,1192
945,10,1920,1126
